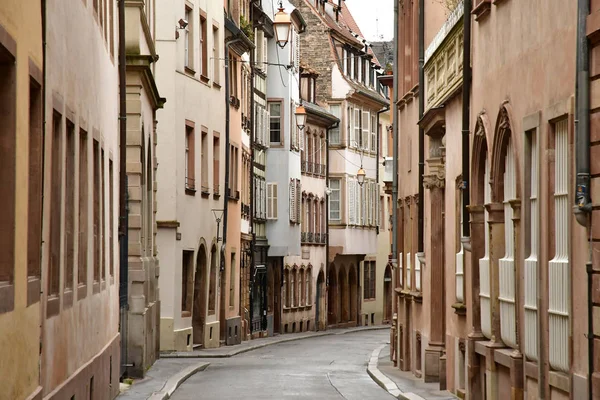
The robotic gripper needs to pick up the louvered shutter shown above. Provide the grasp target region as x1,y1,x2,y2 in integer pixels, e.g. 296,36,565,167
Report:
362,111,370,151
349,106,354,146
294,30,300,70
289,180,296,223
296,179,301,224
348,179,355,225
263,36,268,66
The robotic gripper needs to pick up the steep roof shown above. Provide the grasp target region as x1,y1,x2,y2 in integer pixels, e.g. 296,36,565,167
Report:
334,1,381,67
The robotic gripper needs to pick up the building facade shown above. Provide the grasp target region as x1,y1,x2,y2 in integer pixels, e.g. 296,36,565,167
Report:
290,0,388,328
264,0,307,334
0,1,43,398
155,0,226,352
41,0,121,396
391,1,589,399
123,0,164,377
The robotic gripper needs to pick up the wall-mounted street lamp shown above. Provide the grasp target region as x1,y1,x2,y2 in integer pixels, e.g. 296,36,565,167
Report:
295,105,307,130
273,1,292,49
212,209,224,242
357,166,366,186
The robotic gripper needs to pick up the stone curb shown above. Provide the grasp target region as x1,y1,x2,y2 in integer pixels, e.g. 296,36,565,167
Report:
366,344,423,400
147,362,210,400
161,325,390,359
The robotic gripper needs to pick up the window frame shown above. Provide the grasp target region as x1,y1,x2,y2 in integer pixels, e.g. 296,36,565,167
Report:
268,99,284,146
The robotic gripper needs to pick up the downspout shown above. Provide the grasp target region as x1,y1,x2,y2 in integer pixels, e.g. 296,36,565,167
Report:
417,0,425,254
391,0,399,301
377,105,390,236
249,38,256,335
575,0,593,398
325,120,339,331
118,0,130,374
223,37,243,269
461,0,471,239
40,0,47,380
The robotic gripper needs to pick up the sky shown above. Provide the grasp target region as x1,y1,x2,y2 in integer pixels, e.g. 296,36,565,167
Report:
343,0,393,42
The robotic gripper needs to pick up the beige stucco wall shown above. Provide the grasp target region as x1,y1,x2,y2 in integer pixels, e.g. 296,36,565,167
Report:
0,1,43,399
154,0,226,351
41,0,120,396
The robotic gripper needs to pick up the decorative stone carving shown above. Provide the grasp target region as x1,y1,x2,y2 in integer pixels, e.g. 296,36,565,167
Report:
424,172,446,190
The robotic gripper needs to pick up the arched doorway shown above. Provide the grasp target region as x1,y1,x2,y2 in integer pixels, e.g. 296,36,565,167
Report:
193,245,208,345
384,264,392,322
327,266,337,325
316,269,326,330
348,265,357,323
338,266,348,323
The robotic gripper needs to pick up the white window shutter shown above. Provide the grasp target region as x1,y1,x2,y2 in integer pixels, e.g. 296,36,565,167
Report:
349,106,354,146
362,111,370,150
264,108,270,148
263,36,268,66
296,180,301,224
348,179,355,225
294,30,300,70
289,180,296,223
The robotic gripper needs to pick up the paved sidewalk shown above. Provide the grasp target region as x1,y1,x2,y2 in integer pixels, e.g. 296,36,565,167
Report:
370,345,458,400
119,325,390,399
161,325,389,358
118,359,209,400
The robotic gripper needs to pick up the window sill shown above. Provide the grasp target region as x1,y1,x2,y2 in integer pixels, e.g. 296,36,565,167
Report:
93,281,100,294
63,289,74,309
27,276,41,306
185,187,197,196
46,295,60,318
181,311,192,318
184,66,196,76
411,291,423,303
77,284,87,301
0,282,14,314
201,190,210,198
200,74,210,84
213,82,221,89
364,298,376,302
213,192,221,200
472,0,491,21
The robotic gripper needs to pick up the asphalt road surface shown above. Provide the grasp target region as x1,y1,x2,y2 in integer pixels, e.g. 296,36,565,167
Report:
171,329,394,400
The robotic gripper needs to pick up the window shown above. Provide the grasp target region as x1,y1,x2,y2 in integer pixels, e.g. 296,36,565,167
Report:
354,108,361,148
228,145,239,199
358,56,362,82
548,119,570,372
184,6,193,70
93,139,100,285
229,56,238,99
300,269,305,306
209,246,217,314
109,160,114,278
524,127,539,361
363,261,375,299
267,183,278,219
213,133,220,195
230,252,236,306
292,268,298,307
371,115,376,152
362,111,370,150
269,101,282,144
201,128,208,193
306,268,312,305
182,250,193,316
27,77,43,299
185,122,195,192
284,269,290,307
329,178,341,221
49,112,63,296
329,105,341,145
350,53,355,79
343,48,348,74
65,120,76,292
78,130,88,291
101,149,106,282
200,11,208,79
212,25,220,84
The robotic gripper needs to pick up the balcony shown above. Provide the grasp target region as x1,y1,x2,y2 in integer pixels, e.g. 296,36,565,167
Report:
383,157,394,184
301,161,326,177
301,232,327,245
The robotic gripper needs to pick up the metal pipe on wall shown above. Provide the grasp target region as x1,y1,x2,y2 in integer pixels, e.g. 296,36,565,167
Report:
391,0,399,292
461,0,471,239
417,0,425,254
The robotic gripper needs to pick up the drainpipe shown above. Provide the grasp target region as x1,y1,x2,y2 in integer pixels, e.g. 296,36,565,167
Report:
377,106,390,236
461,0,471,239
223,38,243,270
417,0,425,254
325,120,339,330
574,0,593,398
40,0,47,380
391,0,399,297
118,0,130,374
249,39,256,335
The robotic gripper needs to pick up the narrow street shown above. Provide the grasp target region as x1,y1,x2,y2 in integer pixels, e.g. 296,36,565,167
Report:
171,330,393,400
